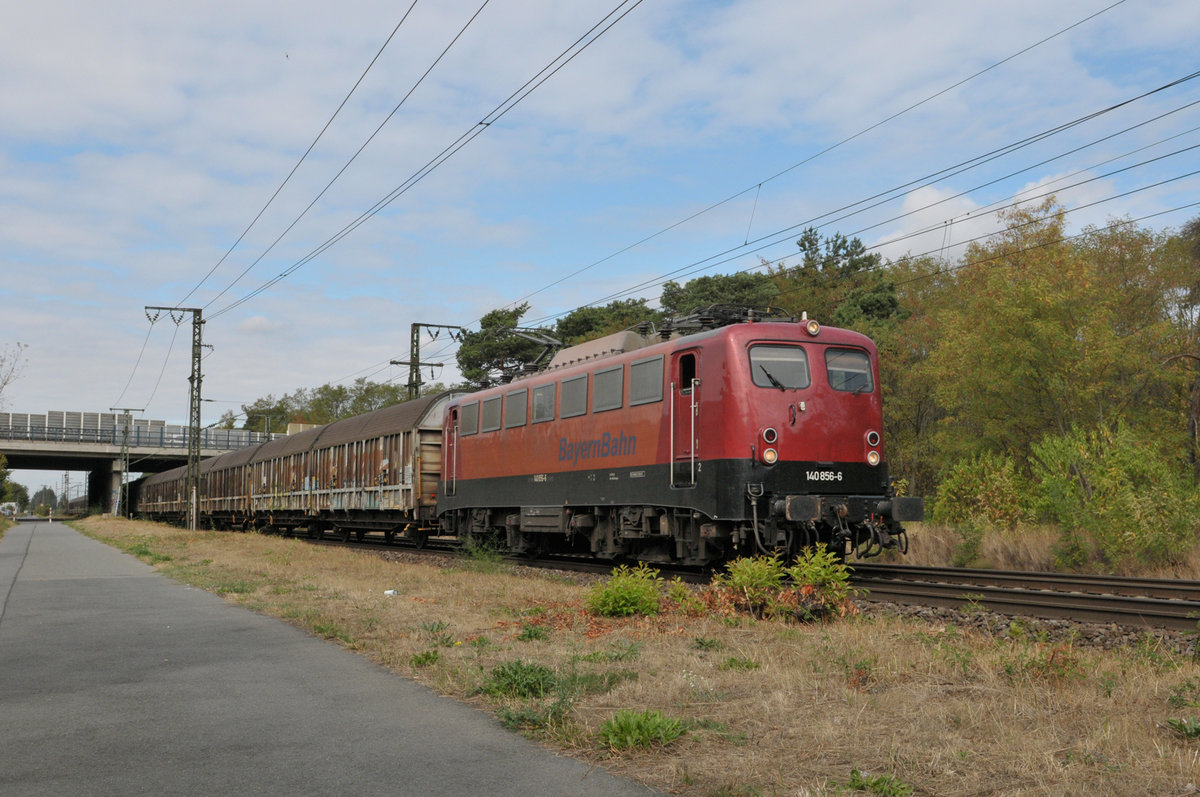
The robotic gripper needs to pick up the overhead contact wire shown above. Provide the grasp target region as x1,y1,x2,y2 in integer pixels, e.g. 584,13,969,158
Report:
204,0,493,310
501,0,1135,309
178,1,422,307
208,0,646,320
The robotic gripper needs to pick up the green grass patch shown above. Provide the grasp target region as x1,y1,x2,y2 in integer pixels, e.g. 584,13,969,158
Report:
126,539,173,564
410,649,441,668
597,708,685,751
479,660,558,699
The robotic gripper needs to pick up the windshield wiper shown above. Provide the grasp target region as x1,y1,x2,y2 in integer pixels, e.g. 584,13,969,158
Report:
758,364,787,391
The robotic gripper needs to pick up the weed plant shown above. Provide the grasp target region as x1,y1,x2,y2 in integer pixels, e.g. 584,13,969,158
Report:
840,768,914,796
479,660,557,699
586,563,662,617
597,709,685,751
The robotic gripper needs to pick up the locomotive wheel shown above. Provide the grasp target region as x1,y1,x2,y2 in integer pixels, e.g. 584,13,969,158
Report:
338,527,351,543
412,530,428,549
308,524,322,540
384,529,396,544
355,529,365,542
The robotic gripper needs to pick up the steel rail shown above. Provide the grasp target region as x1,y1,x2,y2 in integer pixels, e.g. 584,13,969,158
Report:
851,565,1200,631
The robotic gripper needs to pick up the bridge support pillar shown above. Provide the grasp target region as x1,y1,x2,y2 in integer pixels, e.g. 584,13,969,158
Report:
87,461,121,516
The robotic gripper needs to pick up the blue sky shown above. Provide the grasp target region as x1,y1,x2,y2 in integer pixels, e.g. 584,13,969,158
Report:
2,0,1199,492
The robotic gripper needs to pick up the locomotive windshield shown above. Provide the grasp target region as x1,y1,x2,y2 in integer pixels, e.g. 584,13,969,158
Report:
825,348,873,393
749,345,811,390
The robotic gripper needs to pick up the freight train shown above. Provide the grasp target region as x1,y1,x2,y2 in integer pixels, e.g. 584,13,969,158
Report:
137,309,922,564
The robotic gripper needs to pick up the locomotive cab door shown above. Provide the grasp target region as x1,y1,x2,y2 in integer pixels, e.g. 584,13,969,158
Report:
671,351,699,488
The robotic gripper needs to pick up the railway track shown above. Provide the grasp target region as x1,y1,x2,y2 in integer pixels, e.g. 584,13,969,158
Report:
851,563,1200,632
286,531,1200,632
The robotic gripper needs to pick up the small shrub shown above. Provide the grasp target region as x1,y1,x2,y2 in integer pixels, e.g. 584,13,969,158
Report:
597,708,685,750
457,535,508,573
933,452,1032,531
666,576,705,614
498,699,571,733
1168,677,1200,709
479,660,557,699
410,649,440,668
786,544,855,605
718,656,760,672
705,549,856,622
691,636,724,651
1166,717,1200,739
1000,642,1088,683
558,666,638,697
1032,422,1200,568
517,621,549,642
587,563,663,617
713,555,785,616
579,640,641,663
843,767,914,796
949,521,985,568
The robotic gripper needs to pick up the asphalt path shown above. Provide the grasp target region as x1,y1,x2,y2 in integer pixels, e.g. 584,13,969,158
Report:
0,521,656,796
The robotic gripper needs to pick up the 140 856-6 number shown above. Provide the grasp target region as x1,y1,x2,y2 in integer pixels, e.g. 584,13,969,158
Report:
805,470,843,482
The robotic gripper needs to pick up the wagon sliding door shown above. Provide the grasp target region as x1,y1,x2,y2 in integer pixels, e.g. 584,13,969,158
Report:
670,350,699,488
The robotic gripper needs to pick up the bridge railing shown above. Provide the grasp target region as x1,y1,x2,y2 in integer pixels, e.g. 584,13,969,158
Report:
0,424,274,451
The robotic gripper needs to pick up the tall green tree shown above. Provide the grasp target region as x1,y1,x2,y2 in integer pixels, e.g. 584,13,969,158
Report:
930,199,1184,469
31,486,56,515
659,272,779,317
456,303,554,388
1164,214,1200,477
769,228,887,325
876,255,954,497
555,299,658,344
3,479,29,512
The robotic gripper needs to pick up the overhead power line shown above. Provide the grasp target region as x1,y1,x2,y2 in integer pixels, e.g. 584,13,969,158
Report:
499,0,1135,311
177,0,423,307
207,0,647,321
202,0,494,311
520,70,1200,325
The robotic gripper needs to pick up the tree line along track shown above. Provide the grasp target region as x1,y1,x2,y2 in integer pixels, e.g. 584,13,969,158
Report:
851,563,1200,632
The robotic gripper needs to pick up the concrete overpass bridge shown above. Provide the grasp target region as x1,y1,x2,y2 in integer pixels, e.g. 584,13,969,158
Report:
0,411,274,514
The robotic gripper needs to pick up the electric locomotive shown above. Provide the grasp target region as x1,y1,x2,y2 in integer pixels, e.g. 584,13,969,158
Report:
438,308,922,565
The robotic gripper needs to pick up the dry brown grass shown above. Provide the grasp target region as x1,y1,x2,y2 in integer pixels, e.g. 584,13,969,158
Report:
898,521,1200,580
75,516,1200,796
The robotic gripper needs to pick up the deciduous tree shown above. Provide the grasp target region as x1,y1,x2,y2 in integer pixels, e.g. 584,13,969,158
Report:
455,303,554,387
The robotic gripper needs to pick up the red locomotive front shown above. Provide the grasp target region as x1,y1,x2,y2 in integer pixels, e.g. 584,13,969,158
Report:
438,312,921,565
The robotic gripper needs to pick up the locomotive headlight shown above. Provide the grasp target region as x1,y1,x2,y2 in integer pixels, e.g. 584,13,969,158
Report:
805,319,821,336
762,448,779,465
866,450,881,467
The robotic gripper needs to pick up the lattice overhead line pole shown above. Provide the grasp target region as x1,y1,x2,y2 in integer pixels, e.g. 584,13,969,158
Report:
391,322,464,400
110,406,143,517
146,306,205,530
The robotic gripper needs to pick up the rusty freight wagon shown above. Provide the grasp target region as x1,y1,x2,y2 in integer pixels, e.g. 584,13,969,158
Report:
138,392,458,543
